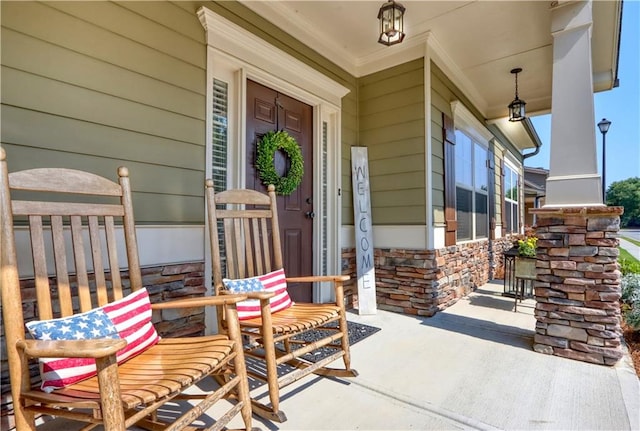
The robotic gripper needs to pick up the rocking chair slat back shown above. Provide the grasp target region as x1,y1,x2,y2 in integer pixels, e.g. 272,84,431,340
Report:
1,150,253,431
10,178,135,318
205,180,357,423
213,192,280,282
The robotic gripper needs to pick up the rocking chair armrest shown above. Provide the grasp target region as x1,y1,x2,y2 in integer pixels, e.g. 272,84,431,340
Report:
285,275,350,284
221,290,275,300
17,338,127,359
151,294,248,310
286,275,350,308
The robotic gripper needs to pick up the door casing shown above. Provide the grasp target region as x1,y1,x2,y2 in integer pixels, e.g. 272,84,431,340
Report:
198,7,349,332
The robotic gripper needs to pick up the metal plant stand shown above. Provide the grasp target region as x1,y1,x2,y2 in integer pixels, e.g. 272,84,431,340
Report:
503,247,535,311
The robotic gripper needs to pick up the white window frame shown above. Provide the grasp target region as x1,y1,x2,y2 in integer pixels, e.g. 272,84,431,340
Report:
503,158,521,235
450,101,492,243
454,130,489,241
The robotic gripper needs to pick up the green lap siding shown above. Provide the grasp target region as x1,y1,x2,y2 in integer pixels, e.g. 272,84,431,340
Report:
0,0,357,225
355,59,426,225
1,1,207,224
0,1,500,233
431,67,449,226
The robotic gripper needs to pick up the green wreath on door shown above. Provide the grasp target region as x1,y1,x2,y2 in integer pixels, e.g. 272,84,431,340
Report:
255,130,304,196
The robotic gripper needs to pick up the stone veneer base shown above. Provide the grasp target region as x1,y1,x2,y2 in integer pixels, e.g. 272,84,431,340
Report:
342,237,514,317
530,206,624,365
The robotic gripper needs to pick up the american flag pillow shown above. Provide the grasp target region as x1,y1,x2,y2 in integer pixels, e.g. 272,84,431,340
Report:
223,268,293,320
26,288,160,392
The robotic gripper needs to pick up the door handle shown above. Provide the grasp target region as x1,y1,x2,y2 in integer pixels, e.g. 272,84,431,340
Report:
305,211,315,219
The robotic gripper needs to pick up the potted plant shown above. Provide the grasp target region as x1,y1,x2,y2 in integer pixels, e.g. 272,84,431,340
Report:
515,236,537,280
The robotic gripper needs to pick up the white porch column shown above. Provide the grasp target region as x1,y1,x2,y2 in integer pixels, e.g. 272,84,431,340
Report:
545,0,603,207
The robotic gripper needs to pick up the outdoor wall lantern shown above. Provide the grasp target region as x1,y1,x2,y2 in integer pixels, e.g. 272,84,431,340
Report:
378,0,406,46
508,67,526,122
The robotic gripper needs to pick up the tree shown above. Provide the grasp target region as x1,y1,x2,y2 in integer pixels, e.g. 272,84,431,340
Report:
607,177,640,227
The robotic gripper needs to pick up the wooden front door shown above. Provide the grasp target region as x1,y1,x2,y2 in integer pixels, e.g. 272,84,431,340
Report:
246,79,314,302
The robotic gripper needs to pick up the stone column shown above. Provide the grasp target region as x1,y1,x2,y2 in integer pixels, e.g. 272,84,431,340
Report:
546,1,603,206
530,206,624,365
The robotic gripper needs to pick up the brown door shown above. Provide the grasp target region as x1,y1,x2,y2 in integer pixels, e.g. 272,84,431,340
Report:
246,79,314,302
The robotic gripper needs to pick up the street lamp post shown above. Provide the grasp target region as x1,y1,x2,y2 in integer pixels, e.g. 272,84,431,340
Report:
597,118,612,203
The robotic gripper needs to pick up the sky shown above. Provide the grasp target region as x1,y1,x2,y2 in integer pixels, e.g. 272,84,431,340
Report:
527,0,640,189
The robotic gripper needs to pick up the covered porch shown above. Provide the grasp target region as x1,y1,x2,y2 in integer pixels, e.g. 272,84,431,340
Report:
37,281,640,431
1,1,630,428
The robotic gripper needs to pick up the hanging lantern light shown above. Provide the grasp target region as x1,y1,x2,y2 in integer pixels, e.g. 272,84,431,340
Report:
378,0,406,46
508,67,526,122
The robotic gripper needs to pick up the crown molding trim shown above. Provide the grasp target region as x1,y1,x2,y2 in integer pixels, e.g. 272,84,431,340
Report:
198,6,350,106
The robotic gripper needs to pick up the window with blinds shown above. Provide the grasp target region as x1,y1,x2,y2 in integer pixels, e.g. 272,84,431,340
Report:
212,79,228,272
454,130,489,241
321,121,328,276
211,79,228,193
504,163,519,234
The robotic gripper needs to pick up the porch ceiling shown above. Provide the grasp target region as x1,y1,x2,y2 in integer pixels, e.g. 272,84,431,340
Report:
242,0,621,124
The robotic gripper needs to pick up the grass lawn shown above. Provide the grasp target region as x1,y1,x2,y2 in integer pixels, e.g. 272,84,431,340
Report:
620,247,639,264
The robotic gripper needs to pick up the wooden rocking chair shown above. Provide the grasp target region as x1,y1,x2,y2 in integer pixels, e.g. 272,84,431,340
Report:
205,180,358,423
0,148,253,431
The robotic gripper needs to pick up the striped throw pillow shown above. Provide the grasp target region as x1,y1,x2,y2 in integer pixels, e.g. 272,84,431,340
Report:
26,288,160,392
223,268,293,320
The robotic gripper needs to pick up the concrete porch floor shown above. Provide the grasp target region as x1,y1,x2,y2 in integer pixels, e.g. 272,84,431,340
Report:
37,281,640,430
221,280,640,430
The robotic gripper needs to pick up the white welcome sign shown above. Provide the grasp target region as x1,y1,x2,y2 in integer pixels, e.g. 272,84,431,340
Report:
351,147,377,315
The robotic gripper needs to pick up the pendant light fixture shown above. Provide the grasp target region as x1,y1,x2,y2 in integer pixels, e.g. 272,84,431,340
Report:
508,67,526,122
378,0,406,46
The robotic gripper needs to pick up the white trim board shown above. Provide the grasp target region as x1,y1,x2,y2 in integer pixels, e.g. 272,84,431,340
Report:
198,7,349,107
13,225,204,279
342,225,429,250
451,100,494,144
